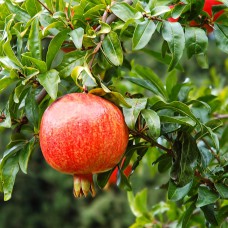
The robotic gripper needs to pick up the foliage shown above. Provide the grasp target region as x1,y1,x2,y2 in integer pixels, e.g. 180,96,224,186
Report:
0,0,228,227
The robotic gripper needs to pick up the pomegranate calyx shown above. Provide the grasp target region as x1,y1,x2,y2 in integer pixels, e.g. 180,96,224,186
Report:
73,174,96,197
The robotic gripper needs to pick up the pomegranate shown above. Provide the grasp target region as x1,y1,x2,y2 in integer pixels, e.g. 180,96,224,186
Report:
39,93,129,197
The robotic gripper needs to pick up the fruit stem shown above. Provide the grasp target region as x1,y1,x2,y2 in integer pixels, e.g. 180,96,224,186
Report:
73,174,96,197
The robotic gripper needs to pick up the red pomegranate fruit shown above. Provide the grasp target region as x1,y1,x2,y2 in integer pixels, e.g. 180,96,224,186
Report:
39,93,129,197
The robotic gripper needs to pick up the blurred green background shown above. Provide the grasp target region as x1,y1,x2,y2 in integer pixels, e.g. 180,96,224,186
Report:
0,34,227,228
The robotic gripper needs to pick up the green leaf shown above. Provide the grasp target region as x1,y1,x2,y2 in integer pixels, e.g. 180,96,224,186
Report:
83,4,106,18
37,69,60,100
196,186,220,208
178,202,195,228
25,0,42,17
160,115,196,127
97,168,115,189
46,30,69,70
198,144,213,169
152,101,200,128
111,2,140,22
69,28,84,49
25,88,39,129
2,156,19,201
5,0,31,23
28,18,42,60
201,205,218,226
168,180,193,201
214,183,228,199
3,18,23,69
22,54,47,73
142,49,184,71
150,6,170,16
57,50,85,78
123,98,147,129
132,20,156,50
129,65,167,99
162,22,185,71
97,21,111,35
104,92,131,108
185,27,208,58
141,109,160,139
102,31,123,66
0,76,16,93
214,24,228,54
171,132,199,186
127,189,148,217
165,70,177,99
19,138,36,174
157,154,172,173
13,83,25,103
117,168,132,191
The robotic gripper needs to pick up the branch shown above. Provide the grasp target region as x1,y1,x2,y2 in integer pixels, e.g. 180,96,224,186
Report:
36,0,53,15
213,113,228,120
129,129,174,156
36,88,47,104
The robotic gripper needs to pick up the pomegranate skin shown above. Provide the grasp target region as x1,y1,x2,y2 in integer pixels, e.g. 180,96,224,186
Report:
39,93,129,176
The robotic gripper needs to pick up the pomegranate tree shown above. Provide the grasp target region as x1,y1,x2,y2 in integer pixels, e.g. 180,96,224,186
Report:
39,93,129,197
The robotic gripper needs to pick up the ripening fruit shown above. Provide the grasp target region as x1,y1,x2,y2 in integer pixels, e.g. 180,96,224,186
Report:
39,93,129,197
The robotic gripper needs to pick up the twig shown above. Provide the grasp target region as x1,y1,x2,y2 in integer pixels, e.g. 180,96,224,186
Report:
36,88,47,104
129,129,174,156
36,0,53,15
88,9,109,70
201,138,221,163
213,113,228,120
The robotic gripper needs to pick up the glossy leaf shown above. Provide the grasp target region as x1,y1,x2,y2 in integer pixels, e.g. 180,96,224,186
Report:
102,31,123,66
214,24,228,54
128,66,167,99
171,132,199,186
142,49,184,71
168,180,193,201
25,0,42,17
141,109,160,139
214,183,228,199
2,155,19,201
19,138,36,174
177,202,195,227
69,28,84,49
25,88,39,129
127,189,148,217
152,100,201,128
21,54,47,73
160,115,196,127
132,20,156,50
201,205,218,226
5,0,31,23
28,18,42,60
123,98,147,129
117,168,132,191
46,30,69,70
162,22,185,71
57,50,85,78
185,27,208,58
97,168,115,189
111,2,140,22
37,69,60,100
196,186,220,208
